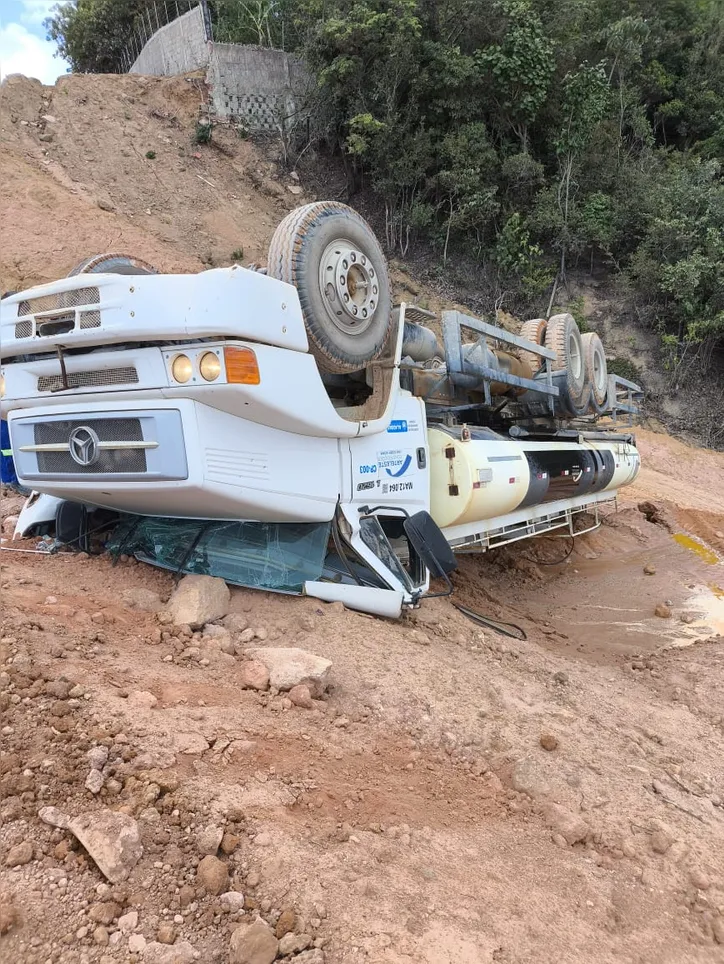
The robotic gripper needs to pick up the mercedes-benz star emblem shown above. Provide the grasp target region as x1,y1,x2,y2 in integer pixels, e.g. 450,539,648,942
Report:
68,426,101,466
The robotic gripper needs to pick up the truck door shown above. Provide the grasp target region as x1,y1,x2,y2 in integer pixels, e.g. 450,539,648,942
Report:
346,395,429,514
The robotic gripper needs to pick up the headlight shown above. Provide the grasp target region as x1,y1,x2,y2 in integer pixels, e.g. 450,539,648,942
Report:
199,351,221,382
0,374,5,398
171,354,193,383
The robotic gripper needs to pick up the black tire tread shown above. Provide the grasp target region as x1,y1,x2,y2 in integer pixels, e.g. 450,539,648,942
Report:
267,202,392,374
545,313,586,402
581,331,608,406
518,318,547,373
68,253,158,276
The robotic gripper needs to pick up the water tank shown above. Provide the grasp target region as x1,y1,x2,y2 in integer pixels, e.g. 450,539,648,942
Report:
429,428,640,530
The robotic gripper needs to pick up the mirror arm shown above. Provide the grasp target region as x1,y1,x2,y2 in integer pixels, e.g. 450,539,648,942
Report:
419,569,455,599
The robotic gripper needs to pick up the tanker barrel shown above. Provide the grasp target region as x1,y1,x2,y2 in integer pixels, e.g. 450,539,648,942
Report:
402,322,442,362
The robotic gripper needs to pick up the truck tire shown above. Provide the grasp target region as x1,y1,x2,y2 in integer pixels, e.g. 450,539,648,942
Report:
581,332,608,406
544,313,586,404
518,318,547,373
67,254,158,276
267,202,392,374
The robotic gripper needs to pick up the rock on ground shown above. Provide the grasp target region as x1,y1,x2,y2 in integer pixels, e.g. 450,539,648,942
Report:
118,910,138,933
143,940,197,963
5,841,33,867
39,806,142,882
128,934,146,954
244,646,332,697
222,613,249,633
220,891,245,913
196,825,224,856
295,951,325,964
87,746,109,770
278,933,312,955
288,684,313,709
0,893,18,935
543,803,590,845
228,921,279,964
240,660,270,691
197,854,229,895
275,908,295,938
121,587,163,611
168,575,230,629
85,768,104,794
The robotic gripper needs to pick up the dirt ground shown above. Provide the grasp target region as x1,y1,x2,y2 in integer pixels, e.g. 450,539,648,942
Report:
1,422,723,964
2,72,724,964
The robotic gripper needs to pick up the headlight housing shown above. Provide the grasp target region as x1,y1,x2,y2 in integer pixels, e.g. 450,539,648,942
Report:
199,351,221,382
171,354,193,383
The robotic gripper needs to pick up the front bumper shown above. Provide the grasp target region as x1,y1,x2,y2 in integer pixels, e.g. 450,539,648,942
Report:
8,398,341,523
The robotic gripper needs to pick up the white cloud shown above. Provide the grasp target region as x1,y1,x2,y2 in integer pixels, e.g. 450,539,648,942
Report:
19,1,58,28
0,20,65,84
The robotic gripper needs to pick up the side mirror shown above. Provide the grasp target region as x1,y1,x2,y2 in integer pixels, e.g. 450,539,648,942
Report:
403,511,457,578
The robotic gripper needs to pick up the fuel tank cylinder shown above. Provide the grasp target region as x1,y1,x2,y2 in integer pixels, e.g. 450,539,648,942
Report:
428,427,640,530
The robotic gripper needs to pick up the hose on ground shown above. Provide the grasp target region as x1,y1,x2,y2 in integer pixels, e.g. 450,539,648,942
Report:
453,603,527,640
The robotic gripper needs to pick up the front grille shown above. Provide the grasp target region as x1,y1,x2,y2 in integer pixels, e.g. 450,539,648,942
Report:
34,418,147,475
80,310,101,329
18,287,100,314
37,367,139,393
13,287,101,339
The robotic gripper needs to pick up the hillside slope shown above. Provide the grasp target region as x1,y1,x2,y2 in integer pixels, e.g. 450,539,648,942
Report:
0,73,304,289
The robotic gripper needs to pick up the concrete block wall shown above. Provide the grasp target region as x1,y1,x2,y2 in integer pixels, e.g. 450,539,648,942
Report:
208,44,308,132
130,6,209,76
129,6,310,133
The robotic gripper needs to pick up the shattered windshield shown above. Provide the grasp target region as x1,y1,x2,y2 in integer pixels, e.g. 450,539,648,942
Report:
107,516,331,593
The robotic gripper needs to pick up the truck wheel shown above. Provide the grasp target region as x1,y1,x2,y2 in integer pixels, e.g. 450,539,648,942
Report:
581,332,608,406
267,202,392,373
545,313,586,403
518,318,547,373
67,254,158,276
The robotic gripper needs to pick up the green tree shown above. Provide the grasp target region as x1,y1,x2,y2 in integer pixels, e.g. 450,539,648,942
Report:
631,155,724,378
46,0,150,73
476,0,554,151
552,62,610,280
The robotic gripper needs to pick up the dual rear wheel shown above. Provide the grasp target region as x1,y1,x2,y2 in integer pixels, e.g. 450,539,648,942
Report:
519,311,608,412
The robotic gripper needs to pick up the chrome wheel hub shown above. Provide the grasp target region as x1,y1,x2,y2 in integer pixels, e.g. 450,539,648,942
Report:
319,240,379,334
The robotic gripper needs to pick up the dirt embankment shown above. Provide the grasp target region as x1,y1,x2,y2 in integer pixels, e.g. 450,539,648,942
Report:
0,72,308,290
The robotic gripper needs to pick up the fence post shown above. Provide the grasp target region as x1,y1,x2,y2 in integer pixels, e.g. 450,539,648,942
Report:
200,0,213,41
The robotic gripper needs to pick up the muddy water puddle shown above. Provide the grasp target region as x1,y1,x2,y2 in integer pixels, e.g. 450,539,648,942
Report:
518,528,723,663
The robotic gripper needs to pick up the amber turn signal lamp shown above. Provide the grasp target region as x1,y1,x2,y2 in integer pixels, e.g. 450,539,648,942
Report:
224,346,260,385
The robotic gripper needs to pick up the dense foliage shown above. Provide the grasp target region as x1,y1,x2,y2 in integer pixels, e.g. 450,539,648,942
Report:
47,0,724,369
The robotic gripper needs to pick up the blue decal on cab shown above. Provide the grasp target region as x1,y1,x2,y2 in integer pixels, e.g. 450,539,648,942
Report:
387,420,408,433
385,454,412,478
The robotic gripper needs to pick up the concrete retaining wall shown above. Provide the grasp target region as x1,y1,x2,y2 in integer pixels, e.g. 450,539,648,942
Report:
130,6,209,76
208,44,308,132
129,7,310,133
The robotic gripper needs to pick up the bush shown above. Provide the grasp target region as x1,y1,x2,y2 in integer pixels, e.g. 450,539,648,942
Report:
607,357,641,383
193,123,213,146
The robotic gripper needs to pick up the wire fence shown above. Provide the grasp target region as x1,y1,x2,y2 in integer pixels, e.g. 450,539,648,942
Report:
117,0,213,74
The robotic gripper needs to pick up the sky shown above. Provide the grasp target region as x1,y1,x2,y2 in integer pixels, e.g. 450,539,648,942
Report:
0,0,69,85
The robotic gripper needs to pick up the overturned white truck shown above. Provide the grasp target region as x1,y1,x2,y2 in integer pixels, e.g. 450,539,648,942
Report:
0,203,642,617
